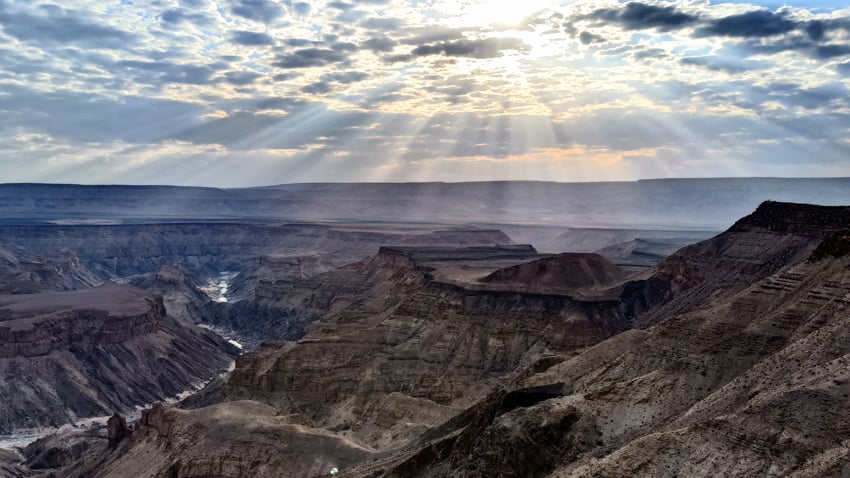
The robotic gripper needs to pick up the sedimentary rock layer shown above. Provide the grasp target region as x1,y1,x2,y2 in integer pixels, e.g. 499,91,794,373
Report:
0,283,237,434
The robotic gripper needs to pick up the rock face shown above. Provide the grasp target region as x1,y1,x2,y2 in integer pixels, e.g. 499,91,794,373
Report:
620,201,846,327
0,283,238,434
340,201,850,477
224,245,631,449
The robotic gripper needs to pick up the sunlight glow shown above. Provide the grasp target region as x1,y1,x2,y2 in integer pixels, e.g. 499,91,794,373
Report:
462,0,554,27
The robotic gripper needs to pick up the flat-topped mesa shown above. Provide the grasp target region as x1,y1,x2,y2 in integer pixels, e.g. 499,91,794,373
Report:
481,253,625,293
0,283,237,434
376,244,538,265
0,284,164,358
730,201,850,236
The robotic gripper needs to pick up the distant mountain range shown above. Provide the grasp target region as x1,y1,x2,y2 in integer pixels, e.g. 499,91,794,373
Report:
3,178,850,229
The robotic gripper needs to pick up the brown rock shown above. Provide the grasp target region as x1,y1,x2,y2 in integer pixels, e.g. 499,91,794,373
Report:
107,414,129,447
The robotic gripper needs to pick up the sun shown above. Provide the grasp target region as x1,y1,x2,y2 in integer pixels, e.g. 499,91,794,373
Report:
462,0,554,27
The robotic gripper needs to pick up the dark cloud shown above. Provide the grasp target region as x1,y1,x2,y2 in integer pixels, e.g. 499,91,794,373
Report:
231,30,275,46
584,2,698,31
579,31,605,45
273,48,350,68
381,53,414,63
814,44,850,59
160,8,212,27
284,38,320,47
230,0,285,22
734,35,850,61
301,82,332,94
224,71,263,86
697,10,797,38
322,71,368,84
681,55,767,74
411,38,527,59
362,36,396,52
806,20,827,41
572,1,850,56
0,1,136,49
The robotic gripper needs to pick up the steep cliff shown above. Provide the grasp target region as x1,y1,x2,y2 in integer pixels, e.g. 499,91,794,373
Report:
0,284,238,434
621,201,848,327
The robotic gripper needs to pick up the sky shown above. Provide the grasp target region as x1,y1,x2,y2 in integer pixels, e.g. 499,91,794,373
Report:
0,0,849,186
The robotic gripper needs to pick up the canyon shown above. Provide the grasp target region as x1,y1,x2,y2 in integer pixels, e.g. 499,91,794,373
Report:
1,182,850,477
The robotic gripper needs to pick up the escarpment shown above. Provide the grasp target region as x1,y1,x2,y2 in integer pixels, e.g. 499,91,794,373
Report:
0,283,238,434
0,223,513,279
621,201,850,327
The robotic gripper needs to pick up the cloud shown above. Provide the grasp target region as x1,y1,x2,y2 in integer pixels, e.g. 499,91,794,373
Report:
583,2,698,31
224,71,263,85
230,0,285,22
362,36,396,52
0,1,136,49
273,48,350,68
579,31,605,45
160,8,212,28
681,55,768,73
2,0,850,184
411,38,527,59
696,10,797,38
231,30,275,46
115,60,222,86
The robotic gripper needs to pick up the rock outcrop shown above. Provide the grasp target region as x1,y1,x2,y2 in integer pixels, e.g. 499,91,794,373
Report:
106,414,128,448
0,283,238,434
